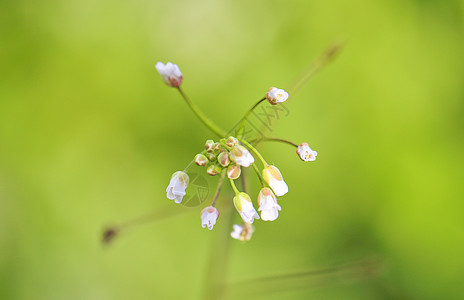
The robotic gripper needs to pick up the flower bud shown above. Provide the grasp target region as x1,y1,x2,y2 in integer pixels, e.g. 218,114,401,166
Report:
155,62,183,87
225,136,239,147
262,165,288,196
194,153,208,166
208,152,216,161
257,187,281,221
207,164,222,176
227,165,241,180
217,152,230,167
296,143,318,162
201,206,219,230
233,192,260,224
230,223,255,241
229,145,254,168
166,171,189,204
266,87,288,105
213,142,221,151
205,140,215,152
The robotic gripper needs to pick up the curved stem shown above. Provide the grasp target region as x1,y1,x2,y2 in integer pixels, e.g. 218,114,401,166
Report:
229,178,240,195
211,170,226,207
251,163,266,188
177,87,227,138
263,137,298,148
236,137,268,167
236,97,266,138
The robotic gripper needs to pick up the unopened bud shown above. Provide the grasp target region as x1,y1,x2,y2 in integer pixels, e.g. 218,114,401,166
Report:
213,142,221,151
266,87,288,105
205,140,215,152
207,164,222,176
194,154,208,166
225,136,239,147
227,165,241,179
218,152,230,167
208,152,216,161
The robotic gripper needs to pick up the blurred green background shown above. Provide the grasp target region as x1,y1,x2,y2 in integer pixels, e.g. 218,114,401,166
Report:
1,0,464,299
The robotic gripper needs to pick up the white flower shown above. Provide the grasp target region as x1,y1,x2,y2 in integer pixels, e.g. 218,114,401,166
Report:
201,206,219,230
231,223,255,241
155,62,183,87
257,188,281,221
229,145,255,168
233,192,260,224
266,87,289,105
166,171,189,203
262,165,288,196
297,143,318,162
230,224,243,239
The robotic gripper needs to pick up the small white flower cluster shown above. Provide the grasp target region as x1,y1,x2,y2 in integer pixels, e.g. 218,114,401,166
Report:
157,61,318,241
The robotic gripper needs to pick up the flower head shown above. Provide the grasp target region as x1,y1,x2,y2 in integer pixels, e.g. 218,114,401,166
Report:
233,192,260,223
230,223,255,241
155,62,183,87
257,188,281,221
201,206,219,230
266,87,289,105
229,145,254,168
297,143,318,162
262,165,288,196
166,171,189,203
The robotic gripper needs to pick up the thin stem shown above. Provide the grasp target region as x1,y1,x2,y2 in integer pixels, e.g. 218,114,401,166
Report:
212,170,226,207
229,178,240,195
251,163,266,188
236,97,266,138
177,87,227,138
263,137,298,148
236,137,268,167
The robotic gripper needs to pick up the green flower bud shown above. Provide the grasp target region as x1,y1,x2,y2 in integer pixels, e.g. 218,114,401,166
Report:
208,152,216,161
194,154,208,166
207,164,222,176
218,152,230,167
205,140,215,152
225,136,238,147
227,165,241,179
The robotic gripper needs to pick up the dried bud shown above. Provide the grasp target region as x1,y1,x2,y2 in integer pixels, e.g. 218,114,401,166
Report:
205,140,215,152
225,136,239,147
217,152,230,167
227,165,241,179
194,153,208,166
207,164,222,176
266,87,288,105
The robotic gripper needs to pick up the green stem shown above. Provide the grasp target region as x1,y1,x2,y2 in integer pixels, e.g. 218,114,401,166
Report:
236,137,268,167
211,170,226,207
177,87,227,138
236,97,266,138
263,137,298,148
229,178,240,195
251,163,266,188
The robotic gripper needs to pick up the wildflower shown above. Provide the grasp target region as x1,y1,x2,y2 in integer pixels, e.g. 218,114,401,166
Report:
201,206,219,230
227,165,241,179
166,171,189,203
296,143,318,162
229,145,254,168
262,165,288,196
194,153,208,166
233,192,260,223
257,188,281,221
155,62,183,87
266,87,288,105
231,223,255,241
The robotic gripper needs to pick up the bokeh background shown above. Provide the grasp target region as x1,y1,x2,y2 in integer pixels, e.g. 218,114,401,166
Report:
1,0,464,299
